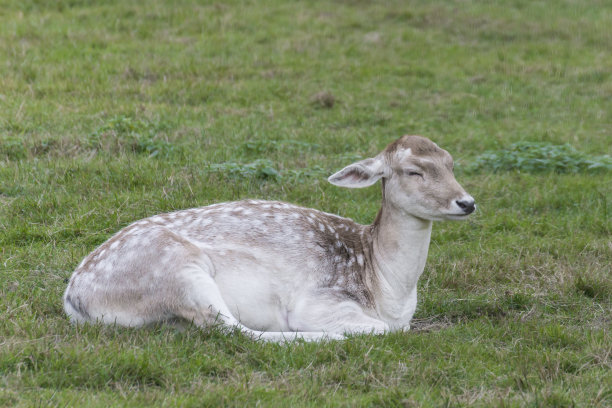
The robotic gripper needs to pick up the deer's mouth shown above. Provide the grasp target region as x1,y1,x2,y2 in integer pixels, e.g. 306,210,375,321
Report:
443,210,475,220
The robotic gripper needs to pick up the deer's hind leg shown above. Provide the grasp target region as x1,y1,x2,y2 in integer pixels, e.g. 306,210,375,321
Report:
64,226,227,328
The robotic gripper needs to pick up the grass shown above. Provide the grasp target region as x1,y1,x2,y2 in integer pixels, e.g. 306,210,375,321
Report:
1,0,611,406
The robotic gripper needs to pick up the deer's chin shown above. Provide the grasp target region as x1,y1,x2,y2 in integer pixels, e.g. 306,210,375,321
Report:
411,210,473,221
441,212,473,221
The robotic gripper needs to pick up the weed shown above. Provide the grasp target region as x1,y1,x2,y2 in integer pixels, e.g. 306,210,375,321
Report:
575,275,611,300
205,159,328,182
241,139,320,154
469,142,612,174
87,116,175,158
206,159,281,181
0,137,27,160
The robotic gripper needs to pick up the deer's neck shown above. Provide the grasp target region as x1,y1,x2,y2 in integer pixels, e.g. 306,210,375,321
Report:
368,201,433,318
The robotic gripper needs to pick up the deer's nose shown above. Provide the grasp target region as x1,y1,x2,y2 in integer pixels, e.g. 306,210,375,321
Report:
455,199,475,214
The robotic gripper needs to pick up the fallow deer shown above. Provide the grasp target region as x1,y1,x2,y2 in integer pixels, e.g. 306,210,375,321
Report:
64,135,475,341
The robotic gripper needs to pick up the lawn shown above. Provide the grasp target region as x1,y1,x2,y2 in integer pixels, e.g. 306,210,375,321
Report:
1,0,611,406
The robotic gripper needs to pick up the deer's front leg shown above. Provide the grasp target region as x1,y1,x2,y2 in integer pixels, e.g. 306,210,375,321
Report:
290,294,389,335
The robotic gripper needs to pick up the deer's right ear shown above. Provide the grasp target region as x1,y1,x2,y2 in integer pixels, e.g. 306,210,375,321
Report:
328,157,388,188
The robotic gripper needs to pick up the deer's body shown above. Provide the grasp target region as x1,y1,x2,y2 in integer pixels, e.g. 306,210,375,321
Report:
64,136,475,341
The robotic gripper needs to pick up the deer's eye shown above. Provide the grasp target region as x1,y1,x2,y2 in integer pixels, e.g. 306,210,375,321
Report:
406,170,423,177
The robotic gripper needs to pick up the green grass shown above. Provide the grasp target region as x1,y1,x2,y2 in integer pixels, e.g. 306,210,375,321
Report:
1,0,611,406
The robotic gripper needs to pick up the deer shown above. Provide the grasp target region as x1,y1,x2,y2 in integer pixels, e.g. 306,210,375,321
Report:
63,135,475,341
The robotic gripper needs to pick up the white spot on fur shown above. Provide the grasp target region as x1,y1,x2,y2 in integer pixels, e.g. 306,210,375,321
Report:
396,147,412,161
357,254,364,266
139,237,151,247
100,261,112,274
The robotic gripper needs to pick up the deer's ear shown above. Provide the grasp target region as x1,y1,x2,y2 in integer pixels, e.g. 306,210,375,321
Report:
328,157,388,188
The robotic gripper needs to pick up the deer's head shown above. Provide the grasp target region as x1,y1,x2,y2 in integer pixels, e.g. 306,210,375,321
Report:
328,135,475,221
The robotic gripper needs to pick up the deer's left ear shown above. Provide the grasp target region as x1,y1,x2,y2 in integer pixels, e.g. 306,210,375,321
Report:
328,156,388,188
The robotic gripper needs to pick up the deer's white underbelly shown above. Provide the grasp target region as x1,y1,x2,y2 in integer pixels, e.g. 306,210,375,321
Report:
200,244,314,331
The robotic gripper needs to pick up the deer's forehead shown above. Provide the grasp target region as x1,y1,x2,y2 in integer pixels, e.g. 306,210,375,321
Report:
392,147,452,167
385,135,454,163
